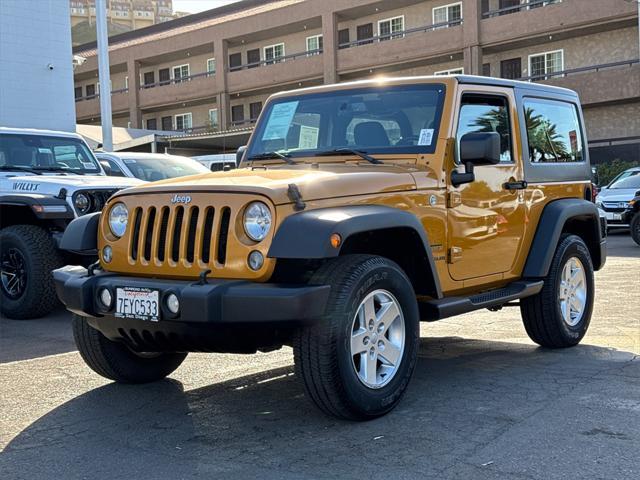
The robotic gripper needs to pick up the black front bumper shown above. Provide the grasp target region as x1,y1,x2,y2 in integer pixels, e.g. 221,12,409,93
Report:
54,266,330,352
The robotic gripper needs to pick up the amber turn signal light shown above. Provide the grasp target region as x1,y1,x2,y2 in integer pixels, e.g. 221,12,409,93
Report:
330,233,342,249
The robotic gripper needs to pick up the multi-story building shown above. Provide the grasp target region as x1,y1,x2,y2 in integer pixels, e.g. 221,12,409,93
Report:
70,0,183,45
72,0,640,162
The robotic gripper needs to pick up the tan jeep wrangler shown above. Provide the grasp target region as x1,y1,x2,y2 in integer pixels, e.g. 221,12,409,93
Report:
55,76,606,420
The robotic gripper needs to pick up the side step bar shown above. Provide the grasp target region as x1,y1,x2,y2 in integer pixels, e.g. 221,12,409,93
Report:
419,280,544,321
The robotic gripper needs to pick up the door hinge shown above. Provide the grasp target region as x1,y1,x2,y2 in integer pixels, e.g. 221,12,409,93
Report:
447,191,461,208
448,246,463,264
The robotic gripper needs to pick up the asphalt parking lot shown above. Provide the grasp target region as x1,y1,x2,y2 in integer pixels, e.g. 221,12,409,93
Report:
1,233,638,480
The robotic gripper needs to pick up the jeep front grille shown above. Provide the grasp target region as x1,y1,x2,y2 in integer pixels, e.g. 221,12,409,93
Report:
102,192,275,280
129,205,232,267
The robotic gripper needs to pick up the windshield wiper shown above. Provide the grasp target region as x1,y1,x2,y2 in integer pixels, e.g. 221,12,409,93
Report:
0,165,43,175
316,148,383,164
33,166,84,175
247,151,296,165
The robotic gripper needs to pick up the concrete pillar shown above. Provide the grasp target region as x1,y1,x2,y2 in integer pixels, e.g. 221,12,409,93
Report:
462,0,482,75
126,57,141,128
463,45,482,76
322,12,338,84
214,38,230,130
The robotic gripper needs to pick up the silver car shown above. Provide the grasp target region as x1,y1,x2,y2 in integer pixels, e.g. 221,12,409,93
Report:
596,169,640,228
96,152,210,182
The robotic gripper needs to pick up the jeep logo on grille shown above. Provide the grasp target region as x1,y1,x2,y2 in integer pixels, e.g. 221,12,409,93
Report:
170,194,192,204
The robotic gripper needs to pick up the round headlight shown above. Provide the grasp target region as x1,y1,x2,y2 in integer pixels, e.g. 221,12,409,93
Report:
243,201,272,242
74,192,91,214
108,202,128,238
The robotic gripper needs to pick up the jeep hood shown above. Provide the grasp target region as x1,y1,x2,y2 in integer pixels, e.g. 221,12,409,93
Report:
115,165,418,204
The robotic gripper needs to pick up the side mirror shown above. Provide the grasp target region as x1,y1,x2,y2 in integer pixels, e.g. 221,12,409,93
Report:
236,145,247,166
452,132,501,187
99,160,112,175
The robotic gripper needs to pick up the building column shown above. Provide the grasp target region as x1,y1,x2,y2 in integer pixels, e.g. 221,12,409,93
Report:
462,0,482,75
126,57,141,128
322,12,338,84
214,38,230,130
463,45,482,76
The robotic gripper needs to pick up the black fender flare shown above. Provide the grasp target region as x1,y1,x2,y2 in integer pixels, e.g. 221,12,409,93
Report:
0,194,74,220
59,212,101,252
523,198,605,278
268,205,442,298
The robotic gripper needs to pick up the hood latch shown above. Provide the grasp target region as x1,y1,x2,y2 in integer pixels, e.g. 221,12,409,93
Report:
287,183,306,211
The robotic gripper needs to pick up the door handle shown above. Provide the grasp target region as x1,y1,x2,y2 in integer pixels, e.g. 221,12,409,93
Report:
503,180,528,191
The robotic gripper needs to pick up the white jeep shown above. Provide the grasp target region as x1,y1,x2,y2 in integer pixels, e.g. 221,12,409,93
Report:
0,127,142,319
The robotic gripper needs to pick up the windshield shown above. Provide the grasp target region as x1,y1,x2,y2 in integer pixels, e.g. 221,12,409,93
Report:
609,173,640,190
608,169,639,187
121,156,210,181
247,84,446,160
0,133,100,174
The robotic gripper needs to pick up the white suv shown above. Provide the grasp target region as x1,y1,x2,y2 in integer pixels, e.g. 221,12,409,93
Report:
0,127,142,319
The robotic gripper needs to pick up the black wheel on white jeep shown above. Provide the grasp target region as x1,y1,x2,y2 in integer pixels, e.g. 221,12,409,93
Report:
73,315,188,383
293,255,419,420
520,234,594,348
0,225,64,319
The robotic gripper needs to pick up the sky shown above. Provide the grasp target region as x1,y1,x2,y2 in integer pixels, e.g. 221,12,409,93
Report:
173,0,244,14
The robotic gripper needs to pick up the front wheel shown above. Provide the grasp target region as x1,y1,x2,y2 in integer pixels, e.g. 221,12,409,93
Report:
73,315,187,383
630,214,640,247
520,235,595,348
0,225,64,319
294,255,420,420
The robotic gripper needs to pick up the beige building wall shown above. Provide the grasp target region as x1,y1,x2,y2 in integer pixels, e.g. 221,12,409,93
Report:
483,27,638,77
583,103,640,141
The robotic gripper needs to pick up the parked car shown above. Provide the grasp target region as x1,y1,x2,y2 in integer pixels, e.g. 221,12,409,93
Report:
96,152,210,181
191,154,237,171
596,170,640,229
0,127,142,319
55,76,605,420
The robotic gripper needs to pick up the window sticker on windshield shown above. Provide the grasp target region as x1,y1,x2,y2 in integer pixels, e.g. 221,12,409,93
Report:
123,159,137,164
262,101,299,140
418,128,434,146
298,125,319,149
81,161,95,168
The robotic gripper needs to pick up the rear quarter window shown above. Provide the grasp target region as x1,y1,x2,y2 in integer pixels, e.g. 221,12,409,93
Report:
524,98,584,163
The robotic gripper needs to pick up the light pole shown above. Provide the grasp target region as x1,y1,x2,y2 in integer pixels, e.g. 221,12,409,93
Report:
95,0,113,151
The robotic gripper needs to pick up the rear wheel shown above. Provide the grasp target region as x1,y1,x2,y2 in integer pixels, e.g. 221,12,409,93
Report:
73,315,187,383
0,225,63,319
631,214,640,247
520,235,594,348
293,255,419,420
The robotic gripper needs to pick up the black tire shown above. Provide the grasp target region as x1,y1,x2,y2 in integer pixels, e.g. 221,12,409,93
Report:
293,255,420,420
520,234,595,348
72,314,187,383
631,214,640,247
0,225,64,319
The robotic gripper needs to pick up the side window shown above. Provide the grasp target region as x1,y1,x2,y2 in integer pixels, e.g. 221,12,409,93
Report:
524,99,584,163
107,159,126,177
456,94,512,163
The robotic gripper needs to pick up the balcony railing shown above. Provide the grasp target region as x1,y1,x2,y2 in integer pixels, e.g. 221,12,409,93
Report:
338,18,463,49
229,48,323,72
75,87,129,102
517,58,639,82
140,71,214,89
482,0,561,19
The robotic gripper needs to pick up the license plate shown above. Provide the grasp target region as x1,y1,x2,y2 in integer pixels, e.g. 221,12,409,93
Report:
605,212,622,221
116,287,160,322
